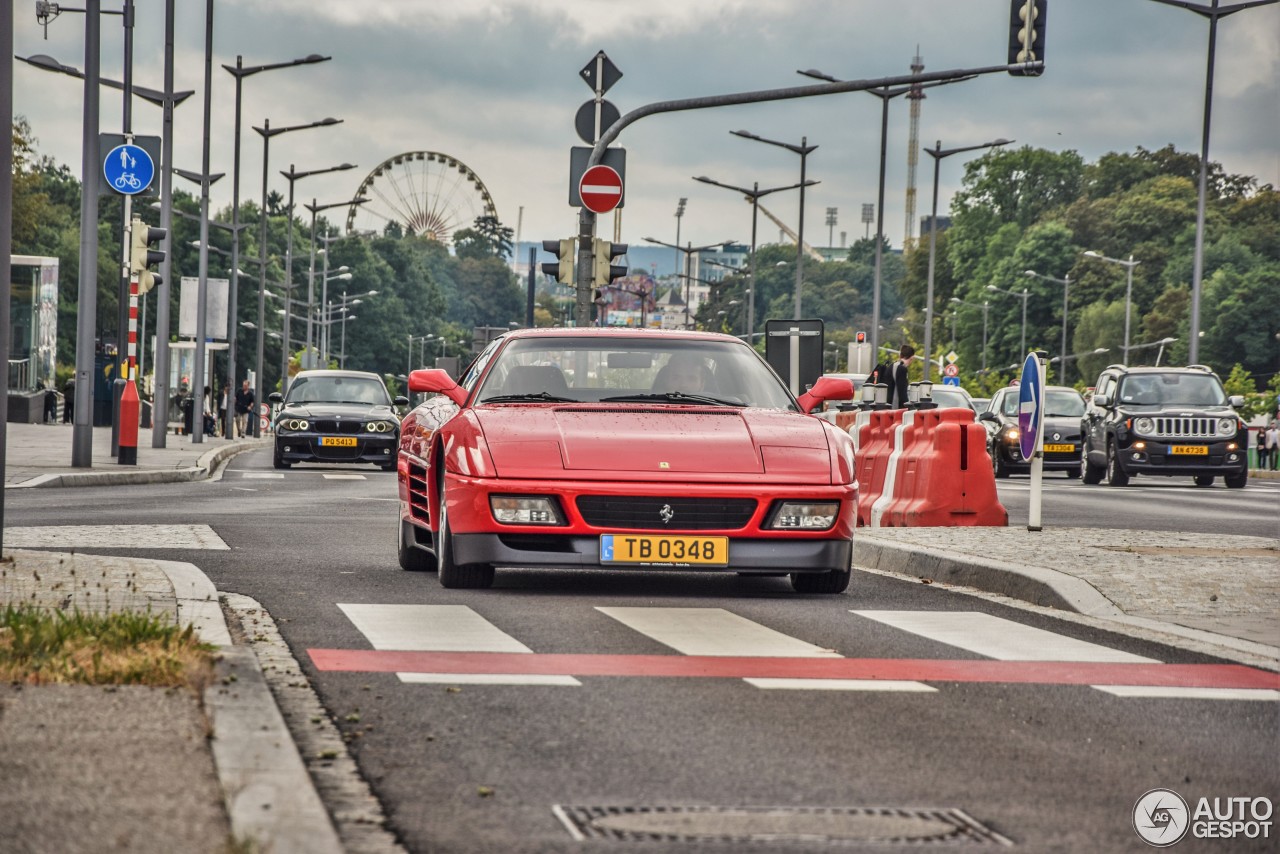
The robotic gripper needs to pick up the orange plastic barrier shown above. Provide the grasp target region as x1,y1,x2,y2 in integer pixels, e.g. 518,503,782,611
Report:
854,409,905,526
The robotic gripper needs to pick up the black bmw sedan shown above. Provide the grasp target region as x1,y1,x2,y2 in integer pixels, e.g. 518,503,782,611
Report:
980,384,1087,478
268,370,408,470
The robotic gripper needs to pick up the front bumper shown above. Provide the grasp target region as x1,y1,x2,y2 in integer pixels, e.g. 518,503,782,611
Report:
995,442,1081,472
276,434,398,465
453,533,853,574
1116,437,1247,477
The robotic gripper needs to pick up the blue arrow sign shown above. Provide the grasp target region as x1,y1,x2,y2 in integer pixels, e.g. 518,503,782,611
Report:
1018,352,1042,460
103,143,155,195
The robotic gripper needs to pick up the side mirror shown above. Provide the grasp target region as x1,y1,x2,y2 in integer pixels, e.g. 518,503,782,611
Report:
1228,395,1245,408
393,395,410,407
409,368,466,406
268,392,283,403
978,411,999,423
1092,394,1110,408
797,376,854,414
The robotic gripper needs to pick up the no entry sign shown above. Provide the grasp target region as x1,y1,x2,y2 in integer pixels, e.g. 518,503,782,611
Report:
579,164,623,214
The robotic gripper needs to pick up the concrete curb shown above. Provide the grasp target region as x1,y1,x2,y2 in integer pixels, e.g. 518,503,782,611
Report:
5,439,268,489
853,536,1126,617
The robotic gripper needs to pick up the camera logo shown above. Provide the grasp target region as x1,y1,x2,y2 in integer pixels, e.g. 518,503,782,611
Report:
1134,788,1190,847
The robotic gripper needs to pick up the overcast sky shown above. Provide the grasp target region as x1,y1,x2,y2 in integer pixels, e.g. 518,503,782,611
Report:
13,0,1279,255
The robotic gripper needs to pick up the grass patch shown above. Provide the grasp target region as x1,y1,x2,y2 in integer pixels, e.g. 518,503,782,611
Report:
0,605,215,690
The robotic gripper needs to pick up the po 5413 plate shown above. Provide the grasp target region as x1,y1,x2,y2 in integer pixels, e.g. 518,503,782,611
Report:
600,534,728,567
320,437,358,447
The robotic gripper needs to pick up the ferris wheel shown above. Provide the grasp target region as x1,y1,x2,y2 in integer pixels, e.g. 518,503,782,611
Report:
345,151,498,244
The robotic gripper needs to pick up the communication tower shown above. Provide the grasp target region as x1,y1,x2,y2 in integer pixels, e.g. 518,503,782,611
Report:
903,49,925,250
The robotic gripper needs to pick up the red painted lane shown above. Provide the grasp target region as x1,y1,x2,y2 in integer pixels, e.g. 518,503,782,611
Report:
307,650,1280,689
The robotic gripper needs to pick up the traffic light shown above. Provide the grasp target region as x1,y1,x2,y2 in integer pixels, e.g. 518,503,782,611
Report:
855,331,867,344
592,238,628,286
1007,0,1047,76
541,238,574,284
129,216,167,294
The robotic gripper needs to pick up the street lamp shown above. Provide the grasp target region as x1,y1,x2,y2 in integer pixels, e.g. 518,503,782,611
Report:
303,197,367,360
251,116,341,433
641,237,728,328
1049,347,1110,379
1128,337,1179,367
1082,251,1140,364
278,162,357,382
673,198,687,279
922,137,1013,380
1146,0,1279,363
797,68,974,358
986,283,1030,361
730,129,818,317
693,175,816,346
1024,269,1071,381
950,297,991,371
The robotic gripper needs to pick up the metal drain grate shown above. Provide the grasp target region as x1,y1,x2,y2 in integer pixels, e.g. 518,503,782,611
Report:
552,804,1012,846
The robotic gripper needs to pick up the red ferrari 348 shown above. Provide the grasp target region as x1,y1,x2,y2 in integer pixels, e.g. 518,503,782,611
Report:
395,329,857,593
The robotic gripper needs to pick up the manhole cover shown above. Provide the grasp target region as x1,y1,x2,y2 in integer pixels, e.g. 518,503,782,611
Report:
553,805,1011,846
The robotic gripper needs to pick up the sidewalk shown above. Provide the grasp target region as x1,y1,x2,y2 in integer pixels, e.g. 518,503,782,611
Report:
1,423,1277,852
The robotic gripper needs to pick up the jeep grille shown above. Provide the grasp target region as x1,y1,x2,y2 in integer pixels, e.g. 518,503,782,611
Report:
1152,416,1217,439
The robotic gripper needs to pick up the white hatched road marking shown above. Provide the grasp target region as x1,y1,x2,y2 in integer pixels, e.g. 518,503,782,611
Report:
4,524,230,550
337,604,580,686
323,473,367,480
239,472,285,479
745,678,936,693
1092,686,1279,701
852,611,1159,663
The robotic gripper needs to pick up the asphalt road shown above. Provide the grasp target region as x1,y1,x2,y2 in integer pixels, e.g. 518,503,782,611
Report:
5,449,1277,852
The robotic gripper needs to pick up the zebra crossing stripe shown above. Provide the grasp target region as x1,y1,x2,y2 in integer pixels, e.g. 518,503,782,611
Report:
853,611,1158,663
1091,686,1278,701
596,607,841,658
2,524,229,550
323,473,367,480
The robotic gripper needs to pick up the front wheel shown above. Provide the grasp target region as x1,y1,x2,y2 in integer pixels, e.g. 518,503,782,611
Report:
790,567,851,594
1224,471,1248,489
1193,474,1215,487
992,446,1010,479
272,444,290,469
437,490,495,589
1081,448,1104,484
1106,443,1129,487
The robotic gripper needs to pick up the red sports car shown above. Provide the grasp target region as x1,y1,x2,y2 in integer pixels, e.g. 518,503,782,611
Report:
395,329,857,593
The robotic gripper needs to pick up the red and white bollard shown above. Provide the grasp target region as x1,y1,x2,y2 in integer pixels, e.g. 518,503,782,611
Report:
118,276,140,465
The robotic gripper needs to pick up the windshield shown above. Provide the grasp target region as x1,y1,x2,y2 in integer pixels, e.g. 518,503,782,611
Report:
1117,372,1226,407
474,337,797,410
1001,388,1085,417
285,375,391,405
931,388,973,410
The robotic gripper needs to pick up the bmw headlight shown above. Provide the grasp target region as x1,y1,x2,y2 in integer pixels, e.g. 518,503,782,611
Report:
767,501,839,530
365,420,396,433
1217,417,1236,436
1133,417,1155,435
279,418,309,432
490,495,564,525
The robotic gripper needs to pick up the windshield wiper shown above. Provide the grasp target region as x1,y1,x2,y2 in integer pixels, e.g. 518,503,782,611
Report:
482,392,577,403
598,392,744,407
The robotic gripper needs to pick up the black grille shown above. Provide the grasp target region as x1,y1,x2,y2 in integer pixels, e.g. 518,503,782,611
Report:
576,496,756,530
313,419,362,434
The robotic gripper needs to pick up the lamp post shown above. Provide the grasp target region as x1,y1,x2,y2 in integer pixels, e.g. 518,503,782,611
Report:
1146,0,1279,363
922,138,1012,381
950,297,991,371
986,283,1030,361
641,237,728,328
797,69,974,358
330,287,375,365
693,175,815,346
1082,251,1140,364
1050,347,1110,378
730,129,818,317
1024,269,1071,381
673,198,686,279
222,52,329,437
303,197,366,361
278,162,356,383
251,116,341,434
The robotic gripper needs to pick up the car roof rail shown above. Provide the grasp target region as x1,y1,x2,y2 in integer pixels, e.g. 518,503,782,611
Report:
1186,364,1213,373
1104,364,1126,372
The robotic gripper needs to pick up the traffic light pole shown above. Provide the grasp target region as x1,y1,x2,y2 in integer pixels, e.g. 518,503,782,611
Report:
575,208,596,327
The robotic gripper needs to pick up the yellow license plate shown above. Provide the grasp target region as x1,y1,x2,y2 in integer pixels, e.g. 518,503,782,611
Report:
320,436,358,447
1044,443,1075,453
1170,445,1208,456
600,534,729,567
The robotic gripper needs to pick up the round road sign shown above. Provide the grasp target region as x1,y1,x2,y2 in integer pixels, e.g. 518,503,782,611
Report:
943,363,959,378
579,164,623,214
1017,352,1042,460
103,143,155,195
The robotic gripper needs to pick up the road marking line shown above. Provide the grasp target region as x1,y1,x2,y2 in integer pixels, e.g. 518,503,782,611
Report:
323,473,367,480
338,604,531,652
744,678,936,692
852,611,1158,663
399,673,581,686
596,606,841,658
1092,686,1279,701
2,524,230,550
239,472,285,479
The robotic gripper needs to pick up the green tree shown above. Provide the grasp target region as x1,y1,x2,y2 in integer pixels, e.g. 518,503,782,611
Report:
1071,300,1126,385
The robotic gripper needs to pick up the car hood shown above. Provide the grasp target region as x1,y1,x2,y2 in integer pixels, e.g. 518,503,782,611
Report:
991,412,1082,439
474,404,833,482
278,402,396,420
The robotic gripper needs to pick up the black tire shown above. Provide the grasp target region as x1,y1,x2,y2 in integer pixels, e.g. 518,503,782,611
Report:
992,446,1010,479
1081,448,1104,485
1105,442,1129,487
790,567,851,594
1065,466,1081,479
272,444,291,469
380,462,397,472
437,490,495,589
398,518,435,572
1193,474,1214,487
1224,471,1248,489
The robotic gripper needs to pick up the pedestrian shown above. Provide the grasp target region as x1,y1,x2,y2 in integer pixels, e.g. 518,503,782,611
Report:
62,376,74,423
888,344,914,409
202,385,216,436
1257,426,1270,471
1268,421,1280,471
234,379,254,438
218,385,229,437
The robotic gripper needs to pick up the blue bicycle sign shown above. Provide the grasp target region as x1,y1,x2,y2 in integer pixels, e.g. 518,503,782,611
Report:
103,143,155,196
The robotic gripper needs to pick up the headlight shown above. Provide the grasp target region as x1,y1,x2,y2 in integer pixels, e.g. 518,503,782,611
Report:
279,418,309,432
490,495,564,525
1002,427,1019,442
767,501,838,530
1133,417,1155,435
365,420,396,433
1217,417,1236,436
